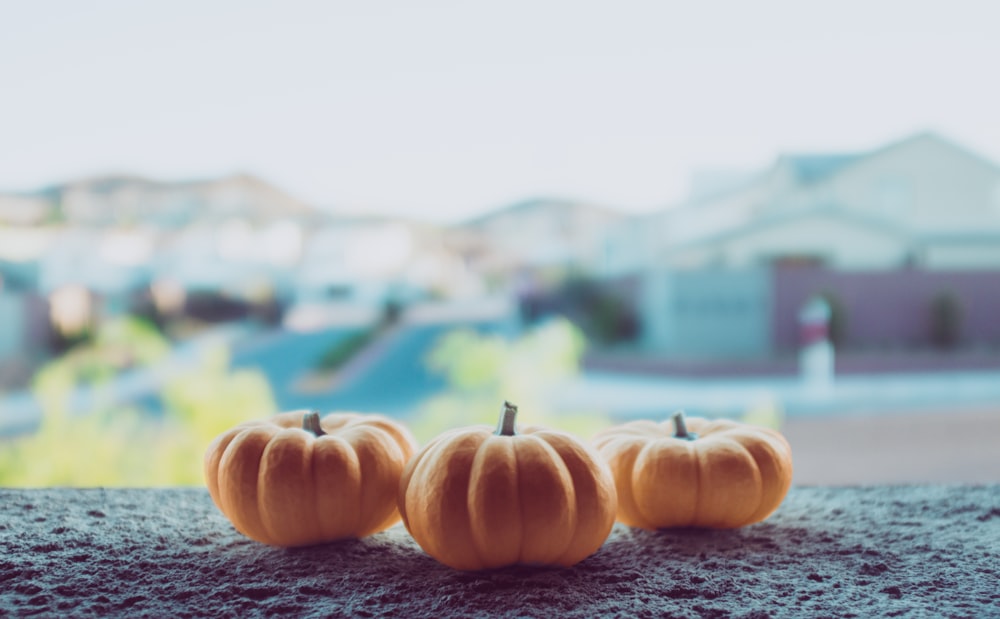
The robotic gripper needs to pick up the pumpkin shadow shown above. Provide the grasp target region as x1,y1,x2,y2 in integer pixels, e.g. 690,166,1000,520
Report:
601,521,806,559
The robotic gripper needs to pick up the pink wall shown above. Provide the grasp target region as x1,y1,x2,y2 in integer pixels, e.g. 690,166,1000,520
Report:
773,267,1000,351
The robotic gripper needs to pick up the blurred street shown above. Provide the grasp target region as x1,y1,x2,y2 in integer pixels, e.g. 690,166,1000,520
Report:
230,319,510,416
4,311,1000,433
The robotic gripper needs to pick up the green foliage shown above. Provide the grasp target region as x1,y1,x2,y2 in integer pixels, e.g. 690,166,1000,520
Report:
414,318,611,444
0,318,275,487
930,291,962,350
740,397,786,430
33,317,170,413
562,278,638,345
157,344,277,483
0,404,210,487
314,328,376,371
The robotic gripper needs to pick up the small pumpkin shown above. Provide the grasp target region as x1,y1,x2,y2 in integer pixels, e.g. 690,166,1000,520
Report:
204,409,416,546
592,411,793,529
398,401,617,570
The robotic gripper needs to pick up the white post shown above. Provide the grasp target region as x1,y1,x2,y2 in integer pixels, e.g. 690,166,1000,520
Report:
798,296,834,395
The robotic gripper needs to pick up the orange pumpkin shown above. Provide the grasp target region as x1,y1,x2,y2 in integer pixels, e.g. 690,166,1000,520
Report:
204,409,416,546
398,402,617,570
592,412,793,529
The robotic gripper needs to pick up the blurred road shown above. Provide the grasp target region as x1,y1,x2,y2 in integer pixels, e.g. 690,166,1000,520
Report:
0,316,510,436
3,312,1000,438
232,320,510,416
229,326,357,410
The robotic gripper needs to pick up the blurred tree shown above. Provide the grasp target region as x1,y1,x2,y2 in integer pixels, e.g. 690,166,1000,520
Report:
0,318,275,486
157,344,277,483
251,293,286,327
740,396,786,430
930,292,962,350
182,291,250,323
128,285,168,333
413,318,611,444
523,277,639,347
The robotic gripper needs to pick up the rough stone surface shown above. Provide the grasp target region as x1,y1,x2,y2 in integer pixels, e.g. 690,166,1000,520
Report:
1,486,998,618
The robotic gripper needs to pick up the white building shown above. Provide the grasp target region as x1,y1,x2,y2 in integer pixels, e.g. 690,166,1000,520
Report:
600,132,1000,358
0,194,52,225
605,132,1000,275
456,198,625,289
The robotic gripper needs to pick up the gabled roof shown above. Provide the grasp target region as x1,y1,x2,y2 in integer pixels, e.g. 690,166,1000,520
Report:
779,153,865,183
668,203,909,253
777,131,1000,187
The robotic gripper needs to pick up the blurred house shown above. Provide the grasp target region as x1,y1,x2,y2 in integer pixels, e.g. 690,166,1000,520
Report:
40,229,156,313
0,260,50,387
602,132,1000,357
290,218,478,311
0,173,321,349
0,193,52,226
154,218,303,299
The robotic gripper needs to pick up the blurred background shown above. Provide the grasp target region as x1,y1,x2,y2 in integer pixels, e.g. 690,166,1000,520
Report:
1,0,998,486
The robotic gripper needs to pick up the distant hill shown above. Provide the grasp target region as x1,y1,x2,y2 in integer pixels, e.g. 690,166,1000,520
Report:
449,197,626,273
458,197,623,230
0,173,316,227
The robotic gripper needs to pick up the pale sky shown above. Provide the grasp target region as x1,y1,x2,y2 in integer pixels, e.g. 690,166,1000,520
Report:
1,0,999,222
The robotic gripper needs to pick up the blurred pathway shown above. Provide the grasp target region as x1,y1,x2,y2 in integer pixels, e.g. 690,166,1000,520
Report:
229,325,358,410
279,319,510,416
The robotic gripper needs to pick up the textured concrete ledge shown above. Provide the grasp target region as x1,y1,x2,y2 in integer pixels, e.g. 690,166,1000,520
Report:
1,486,998,618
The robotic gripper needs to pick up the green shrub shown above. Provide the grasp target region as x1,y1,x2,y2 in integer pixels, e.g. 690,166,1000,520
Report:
0,319,275,487
930,292,962,350
314,329,377,371
414,318,610,444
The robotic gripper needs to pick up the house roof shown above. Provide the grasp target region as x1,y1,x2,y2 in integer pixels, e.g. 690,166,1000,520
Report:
777,131,1000,187
780,153,865,183
667,203,909,253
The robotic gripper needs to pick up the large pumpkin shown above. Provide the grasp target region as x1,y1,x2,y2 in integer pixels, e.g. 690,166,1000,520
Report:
592,412,792,529
204,409,416,546
398,402,617,570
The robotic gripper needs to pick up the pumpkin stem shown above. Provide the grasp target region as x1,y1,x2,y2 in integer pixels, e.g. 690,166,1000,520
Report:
495,401,518,436
672,410,698,441
302,411,327,437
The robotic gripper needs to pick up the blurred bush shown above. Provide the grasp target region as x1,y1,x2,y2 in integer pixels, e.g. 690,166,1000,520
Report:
0,317,275,486
930,291,962,350
314,328,378,372
412,318,612,444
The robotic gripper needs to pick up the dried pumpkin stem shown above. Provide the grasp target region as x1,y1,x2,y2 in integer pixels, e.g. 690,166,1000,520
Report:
495,401,518,436
302,411,327,437
672,411,697,441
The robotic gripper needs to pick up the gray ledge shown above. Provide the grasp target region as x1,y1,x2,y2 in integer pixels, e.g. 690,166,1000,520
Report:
2,486,998,618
